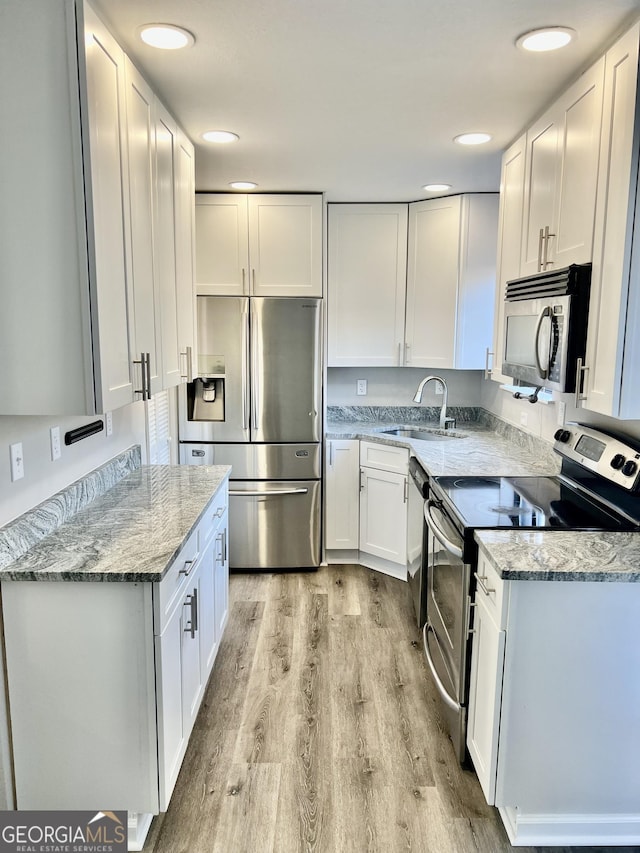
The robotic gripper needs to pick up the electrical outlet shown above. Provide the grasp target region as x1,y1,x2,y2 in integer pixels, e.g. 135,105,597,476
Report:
434,381,444,396
50,427,61,461
557,401,566,426
520,412,528,427
10,443,24,481
357,379,367,396
105,411,113,436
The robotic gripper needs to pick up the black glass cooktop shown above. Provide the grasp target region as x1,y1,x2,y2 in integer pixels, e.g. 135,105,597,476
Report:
431,475,640,532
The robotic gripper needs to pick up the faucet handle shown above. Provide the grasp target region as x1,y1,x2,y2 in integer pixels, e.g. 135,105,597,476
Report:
443,417,456,431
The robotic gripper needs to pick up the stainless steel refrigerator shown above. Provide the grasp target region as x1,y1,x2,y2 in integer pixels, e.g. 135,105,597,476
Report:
179,296,322,570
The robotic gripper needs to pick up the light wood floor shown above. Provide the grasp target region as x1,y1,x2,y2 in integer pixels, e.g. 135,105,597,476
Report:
142,565,625,853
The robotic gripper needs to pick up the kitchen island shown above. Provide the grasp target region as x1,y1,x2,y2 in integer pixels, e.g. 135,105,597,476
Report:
0,449,231,850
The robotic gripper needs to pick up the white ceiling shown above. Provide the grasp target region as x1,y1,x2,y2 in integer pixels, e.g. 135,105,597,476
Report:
92,0,640,201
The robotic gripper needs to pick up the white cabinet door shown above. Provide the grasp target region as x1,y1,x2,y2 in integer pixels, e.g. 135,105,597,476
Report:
466,591,506,806
198,531,218,682
328,204,408,366
83,5,137,412
195,194,249,295
520,112,559,276
248,195,322,296
405,196,461,368
124,57,162,397
175,128,197,382
181,573,203,739
584,23,640,419
155,596,185,811
359,467,408,565
552,58,605,269
154,99,181,390
521,60,604,276
491,134,526,385
325,439,360,550
214,524,229,641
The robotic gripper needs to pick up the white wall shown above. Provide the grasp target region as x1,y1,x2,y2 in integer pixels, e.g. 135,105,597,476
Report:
480,377,640,444
0,402,147,527
327,367,483,407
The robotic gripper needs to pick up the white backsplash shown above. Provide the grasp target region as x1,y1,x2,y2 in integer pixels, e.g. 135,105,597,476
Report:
327,367,483,407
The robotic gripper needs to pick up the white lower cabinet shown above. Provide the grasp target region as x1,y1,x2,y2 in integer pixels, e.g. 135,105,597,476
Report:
2,483,229,845
467,547,640,847
358,442,409,576
325,439,360,550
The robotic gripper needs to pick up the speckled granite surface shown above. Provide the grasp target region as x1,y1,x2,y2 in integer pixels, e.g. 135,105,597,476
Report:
0,446,141,571
475,530,640,582
0,464,231,582
326,407,560,476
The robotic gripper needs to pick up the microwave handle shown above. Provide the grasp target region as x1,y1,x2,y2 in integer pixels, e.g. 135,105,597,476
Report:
534,306,553,380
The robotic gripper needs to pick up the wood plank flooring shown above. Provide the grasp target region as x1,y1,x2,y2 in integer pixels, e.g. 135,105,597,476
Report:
142,565,625,853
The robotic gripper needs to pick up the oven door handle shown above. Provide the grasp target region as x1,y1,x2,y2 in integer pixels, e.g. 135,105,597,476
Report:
425,501,463,559
534,305,552,380
422,623,460,713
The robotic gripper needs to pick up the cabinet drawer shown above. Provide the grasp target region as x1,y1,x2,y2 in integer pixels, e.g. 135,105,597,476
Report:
154,526,201,634
200,486,229,547
360,440,409,473
474,550,508,628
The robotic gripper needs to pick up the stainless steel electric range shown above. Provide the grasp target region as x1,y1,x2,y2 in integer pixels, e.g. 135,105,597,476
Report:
421,423,640,763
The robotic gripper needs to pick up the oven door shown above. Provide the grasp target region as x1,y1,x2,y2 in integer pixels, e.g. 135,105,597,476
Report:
424,497,471,762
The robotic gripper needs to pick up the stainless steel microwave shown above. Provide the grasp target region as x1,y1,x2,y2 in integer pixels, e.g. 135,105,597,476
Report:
502,264,591,393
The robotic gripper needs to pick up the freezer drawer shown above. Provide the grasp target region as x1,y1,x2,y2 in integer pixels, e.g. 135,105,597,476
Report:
179,442,321,479
228,480,321,570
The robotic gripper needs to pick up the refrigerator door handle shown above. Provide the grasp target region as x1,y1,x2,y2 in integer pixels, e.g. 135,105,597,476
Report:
251,306,259,431
229,488,309,497
241,303,250,431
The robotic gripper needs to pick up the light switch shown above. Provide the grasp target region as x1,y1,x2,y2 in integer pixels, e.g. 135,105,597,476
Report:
10,443,24,481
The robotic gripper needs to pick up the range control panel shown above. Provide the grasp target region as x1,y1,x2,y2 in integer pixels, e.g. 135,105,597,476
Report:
554,423,640,491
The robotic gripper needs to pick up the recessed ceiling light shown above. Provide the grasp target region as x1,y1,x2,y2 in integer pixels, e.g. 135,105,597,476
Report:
202,131,240,144
229,181,258,190
423,183,452,192
453,133,492,146
516,27,575,52
139,24,195,50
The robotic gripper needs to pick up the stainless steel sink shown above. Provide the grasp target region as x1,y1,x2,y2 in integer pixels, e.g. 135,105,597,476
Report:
380,428,464,441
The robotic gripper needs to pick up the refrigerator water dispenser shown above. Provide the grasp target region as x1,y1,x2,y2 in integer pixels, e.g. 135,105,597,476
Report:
188,377,225,422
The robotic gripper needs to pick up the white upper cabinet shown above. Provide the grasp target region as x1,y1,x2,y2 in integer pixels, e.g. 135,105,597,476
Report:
582,23,640,419
0,0,196,415
124,57,163,397
491,134,526,384
406,194,499,370
328,196,498,369
174,128,197,383
520,58,605,276
195,194,322,297
328,204,408,366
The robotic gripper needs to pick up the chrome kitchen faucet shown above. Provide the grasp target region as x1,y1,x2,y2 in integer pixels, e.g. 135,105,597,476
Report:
412,375,456,430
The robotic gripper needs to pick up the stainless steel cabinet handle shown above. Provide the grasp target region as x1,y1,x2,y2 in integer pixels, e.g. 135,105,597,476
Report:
241,267,246,294
360,469,364,492
425,501,463,558
215,532,224,564
542,225,555,269
133,352,147,399
228,488,309,497
534,306,552,380
145,353,152,400
574,357,589,407
474,571,495,596
423,623,460,713
328,441,334,467
397,342,402,366
213,506,225,519
405,342,410,364
537,227,545,272
222,528,227,563
484,347,493,380
184,589,198,638
179,558,197,577
252,268,256,292
180,345,194,382
403,477,408,503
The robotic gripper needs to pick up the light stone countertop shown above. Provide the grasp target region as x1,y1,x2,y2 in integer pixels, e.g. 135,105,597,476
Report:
0,464,231,582
475,530,640,582
326,420,561,477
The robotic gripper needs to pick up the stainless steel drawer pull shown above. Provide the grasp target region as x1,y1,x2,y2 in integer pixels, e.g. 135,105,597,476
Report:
474,572,495,596
228,488,308,497
214,506,225,518
184,589,198,638
179,558,196,577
